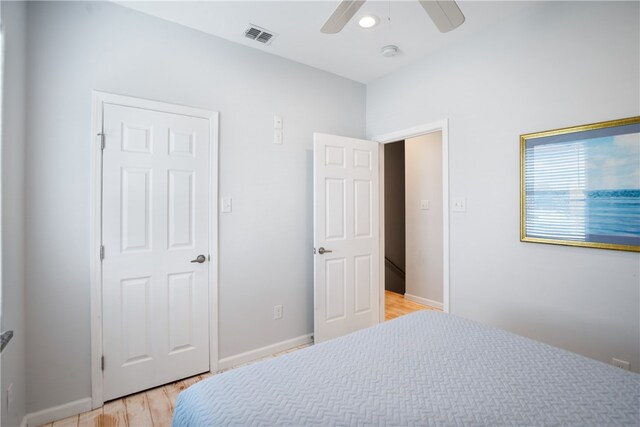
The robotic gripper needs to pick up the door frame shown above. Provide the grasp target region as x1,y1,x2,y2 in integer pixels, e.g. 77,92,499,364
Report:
89,91,219,409
372,119,450,321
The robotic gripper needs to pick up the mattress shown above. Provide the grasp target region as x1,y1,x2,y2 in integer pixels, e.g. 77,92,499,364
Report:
173,311,640,426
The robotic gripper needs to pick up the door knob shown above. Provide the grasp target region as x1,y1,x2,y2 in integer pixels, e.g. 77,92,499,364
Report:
317,247,333,255
191,254,206,263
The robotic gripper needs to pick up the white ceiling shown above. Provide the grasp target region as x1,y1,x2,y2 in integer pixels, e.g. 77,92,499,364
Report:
116,1,540,83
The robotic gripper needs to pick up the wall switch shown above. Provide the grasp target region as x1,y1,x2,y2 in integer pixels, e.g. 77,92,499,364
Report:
612,358,630,370
274,129,283,144
452,197,466,212
6,383,13,414
274,115,283,129
221,197,232,213
420,200,430,210
273,305,283,320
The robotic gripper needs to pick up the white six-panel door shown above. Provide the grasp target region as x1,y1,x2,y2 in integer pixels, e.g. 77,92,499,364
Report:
102,103,210,400
313,133,380,343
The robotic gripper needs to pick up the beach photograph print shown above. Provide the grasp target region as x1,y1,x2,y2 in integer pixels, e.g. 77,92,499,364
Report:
521,117,640,252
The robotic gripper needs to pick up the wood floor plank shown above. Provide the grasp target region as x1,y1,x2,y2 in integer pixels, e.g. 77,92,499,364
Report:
384,290,436,320
180,374,201,389
146,387,173,426
102,398,128,427
124,393,153,427
52,415,79,427
163,381,186,411
197,372,214,381
78,408,103,427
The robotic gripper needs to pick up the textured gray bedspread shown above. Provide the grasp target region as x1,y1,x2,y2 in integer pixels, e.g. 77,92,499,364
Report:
173,311,640,426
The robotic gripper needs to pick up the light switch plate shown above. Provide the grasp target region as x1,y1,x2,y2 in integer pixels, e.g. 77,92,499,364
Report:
420,200,429,210
7,383,13,414
274,115,283,129
273,305,283,320
452,197,466,212
274,129,283,144
221,197,232,213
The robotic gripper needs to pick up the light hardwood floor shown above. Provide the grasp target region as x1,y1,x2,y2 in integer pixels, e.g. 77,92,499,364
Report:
43,291,434,427
384,290,441,320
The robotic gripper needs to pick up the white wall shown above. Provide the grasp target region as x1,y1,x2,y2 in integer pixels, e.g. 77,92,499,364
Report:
24,1,365,413
1,2,27,426
368,1,640,371
405,133,443,305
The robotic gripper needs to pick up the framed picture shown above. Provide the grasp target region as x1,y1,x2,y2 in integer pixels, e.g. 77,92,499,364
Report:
520,117,640,252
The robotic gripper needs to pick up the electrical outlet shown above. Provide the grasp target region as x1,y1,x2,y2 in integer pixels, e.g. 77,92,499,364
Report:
452,197,466,212
612,358,630,370
273,305,283,320
7,383,13,414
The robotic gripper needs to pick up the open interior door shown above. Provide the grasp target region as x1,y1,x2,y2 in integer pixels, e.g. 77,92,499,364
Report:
313,133,380,343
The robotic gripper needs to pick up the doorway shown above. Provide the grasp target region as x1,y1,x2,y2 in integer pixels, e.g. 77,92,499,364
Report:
374,121,450,320
90,92,219,408
312,120,449,341
383,140,406,295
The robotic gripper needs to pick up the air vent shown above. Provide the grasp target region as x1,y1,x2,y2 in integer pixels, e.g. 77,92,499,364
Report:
244,25,277,46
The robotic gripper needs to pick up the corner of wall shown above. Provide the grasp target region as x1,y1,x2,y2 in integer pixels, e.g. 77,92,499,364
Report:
1,1,28,426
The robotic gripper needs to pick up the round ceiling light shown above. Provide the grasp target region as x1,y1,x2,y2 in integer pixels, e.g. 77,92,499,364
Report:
358,15,379,29
381,45,399,58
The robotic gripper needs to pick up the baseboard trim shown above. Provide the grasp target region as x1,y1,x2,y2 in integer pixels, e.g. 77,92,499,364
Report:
404,293,443,310
218,333,313,371
25,397,92,427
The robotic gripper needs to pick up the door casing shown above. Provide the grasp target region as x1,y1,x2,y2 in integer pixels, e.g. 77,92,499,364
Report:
372,120,450,320
89,91,219,409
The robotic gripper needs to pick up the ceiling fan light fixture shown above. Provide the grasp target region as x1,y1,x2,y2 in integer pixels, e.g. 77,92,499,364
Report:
358,15,379,29
381,45,399,58
321,0,465,35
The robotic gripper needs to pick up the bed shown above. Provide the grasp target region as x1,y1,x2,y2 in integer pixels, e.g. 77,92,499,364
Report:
173,311,640,426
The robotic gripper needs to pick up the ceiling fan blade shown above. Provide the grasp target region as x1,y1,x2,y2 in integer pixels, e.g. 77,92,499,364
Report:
419,0,465,33
321,0,366,34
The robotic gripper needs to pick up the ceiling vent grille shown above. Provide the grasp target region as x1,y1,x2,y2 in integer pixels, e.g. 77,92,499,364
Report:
244,25,277,46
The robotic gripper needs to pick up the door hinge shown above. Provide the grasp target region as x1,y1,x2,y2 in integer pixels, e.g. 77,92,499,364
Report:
98,133,105,150
101,355,105,371
100,245,105,261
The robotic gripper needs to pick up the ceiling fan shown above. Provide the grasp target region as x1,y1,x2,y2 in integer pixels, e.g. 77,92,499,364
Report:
321,0,465,34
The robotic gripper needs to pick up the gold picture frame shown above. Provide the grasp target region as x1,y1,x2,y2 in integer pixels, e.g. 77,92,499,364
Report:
520,116,640,252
